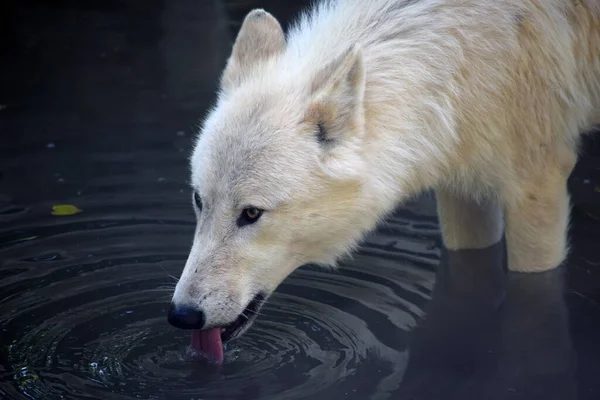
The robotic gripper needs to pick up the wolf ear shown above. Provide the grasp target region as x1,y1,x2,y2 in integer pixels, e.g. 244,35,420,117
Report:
306,45,365,146
221,9,286,90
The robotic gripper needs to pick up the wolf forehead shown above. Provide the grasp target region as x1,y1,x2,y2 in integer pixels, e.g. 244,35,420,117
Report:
190,93,319,206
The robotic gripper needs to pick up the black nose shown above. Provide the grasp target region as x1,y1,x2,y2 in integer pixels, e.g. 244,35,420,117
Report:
167,303,206,329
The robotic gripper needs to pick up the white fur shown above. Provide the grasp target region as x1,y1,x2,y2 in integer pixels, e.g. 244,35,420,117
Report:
172,0,600,329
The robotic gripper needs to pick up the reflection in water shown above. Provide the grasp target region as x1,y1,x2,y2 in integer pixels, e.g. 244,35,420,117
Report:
399,242,577,400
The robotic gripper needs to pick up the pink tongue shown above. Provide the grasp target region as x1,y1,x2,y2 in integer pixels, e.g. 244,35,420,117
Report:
191,328,224,364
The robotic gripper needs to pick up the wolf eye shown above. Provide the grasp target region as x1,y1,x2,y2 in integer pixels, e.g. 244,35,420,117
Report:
193,191,203,212
237,207,263,227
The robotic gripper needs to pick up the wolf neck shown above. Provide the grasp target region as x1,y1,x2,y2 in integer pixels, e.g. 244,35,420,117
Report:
359,75,455,218
286,0,458,218
350,123,447,239
348,28,458,222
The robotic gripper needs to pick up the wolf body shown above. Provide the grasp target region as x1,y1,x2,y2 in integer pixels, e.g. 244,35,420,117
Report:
169,0,600,339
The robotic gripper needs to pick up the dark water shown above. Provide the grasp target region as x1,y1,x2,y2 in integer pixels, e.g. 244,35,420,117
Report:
0,190,434,400
1,1,600,399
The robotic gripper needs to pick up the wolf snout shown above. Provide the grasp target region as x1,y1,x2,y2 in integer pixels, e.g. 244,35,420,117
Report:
167,302,206,330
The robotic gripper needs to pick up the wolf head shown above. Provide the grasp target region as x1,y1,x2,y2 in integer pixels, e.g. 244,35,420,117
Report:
168,9,373,341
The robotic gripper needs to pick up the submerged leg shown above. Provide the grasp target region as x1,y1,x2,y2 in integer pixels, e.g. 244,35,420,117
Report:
436,189,504,251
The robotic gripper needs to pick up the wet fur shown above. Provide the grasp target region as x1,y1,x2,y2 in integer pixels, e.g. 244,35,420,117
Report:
172,0,600,329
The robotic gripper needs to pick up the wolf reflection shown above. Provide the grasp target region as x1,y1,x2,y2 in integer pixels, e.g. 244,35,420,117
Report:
399,240,576,400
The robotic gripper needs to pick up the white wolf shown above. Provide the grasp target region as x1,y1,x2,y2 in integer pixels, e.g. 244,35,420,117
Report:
168,0,600,363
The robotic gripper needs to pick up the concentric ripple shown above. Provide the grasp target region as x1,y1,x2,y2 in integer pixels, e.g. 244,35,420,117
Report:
0,184,439,400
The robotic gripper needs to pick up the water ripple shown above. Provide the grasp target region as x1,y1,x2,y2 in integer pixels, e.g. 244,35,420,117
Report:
0,196,436,400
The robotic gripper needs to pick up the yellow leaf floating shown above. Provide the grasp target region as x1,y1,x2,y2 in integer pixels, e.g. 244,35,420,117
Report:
51,204,82,216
